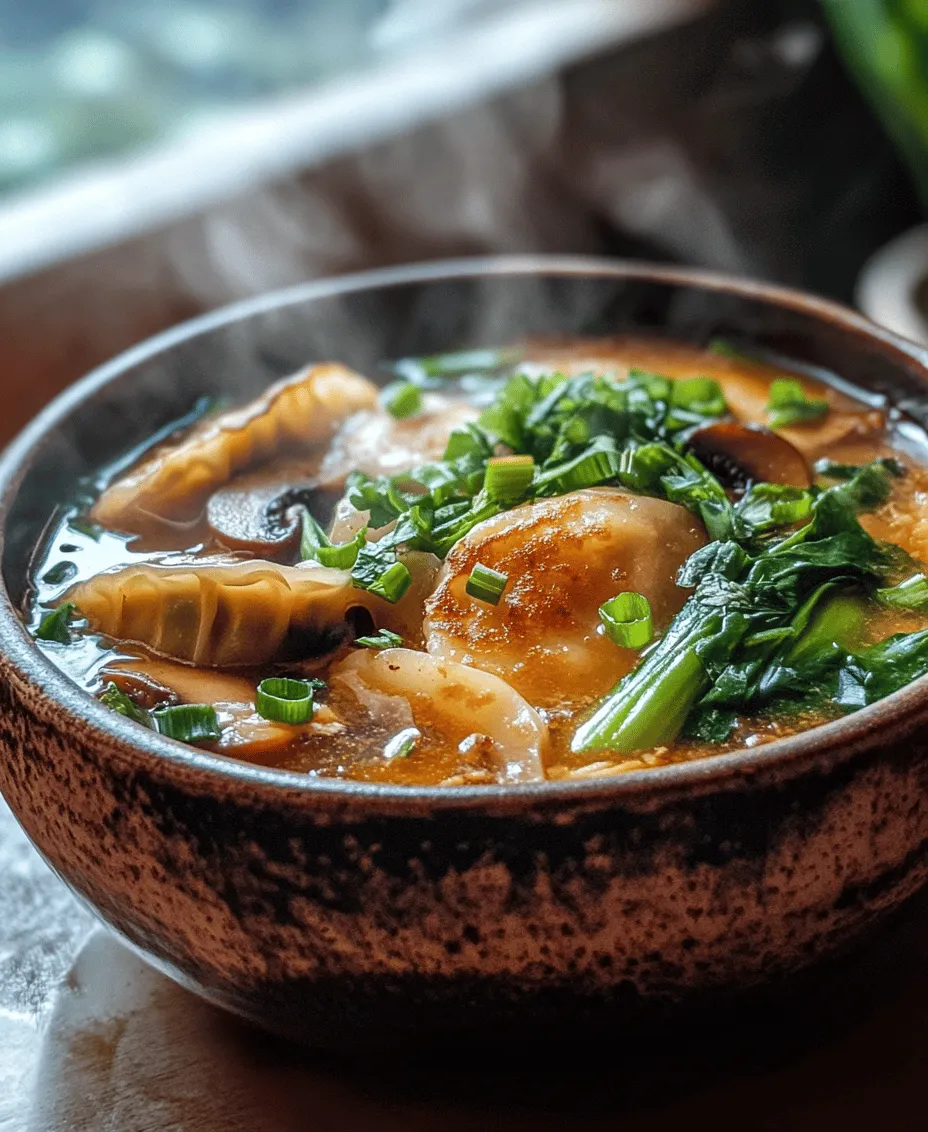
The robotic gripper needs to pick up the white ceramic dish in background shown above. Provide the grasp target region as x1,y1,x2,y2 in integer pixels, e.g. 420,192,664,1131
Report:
856,223,928,346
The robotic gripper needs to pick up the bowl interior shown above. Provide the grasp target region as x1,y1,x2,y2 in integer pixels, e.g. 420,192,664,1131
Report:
3,257,928,788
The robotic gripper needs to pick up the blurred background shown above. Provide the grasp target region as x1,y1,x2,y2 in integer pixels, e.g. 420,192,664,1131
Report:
0,0,926,440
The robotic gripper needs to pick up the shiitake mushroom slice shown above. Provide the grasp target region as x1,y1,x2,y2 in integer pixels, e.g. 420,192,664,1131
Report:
686,422,812,493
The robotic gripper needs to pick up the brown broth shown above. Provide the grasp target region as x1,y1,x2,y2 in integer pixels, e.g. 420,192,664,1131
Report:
28,339,928,786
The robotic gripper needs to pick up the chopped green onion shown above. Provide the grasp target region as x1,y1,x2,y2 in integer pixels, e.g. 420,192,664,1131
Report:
484,455,534,503
381,381,423,419
354,628,404,649
384,728,419,758
599,592,653,649
765,378,829,429
35,602,75,644
707,337,747,359
66,516,102,541
315,529,366,570
152,704,221,743
100,682,152,727
256,677,315,725
466,563,508,605
367,561,412,603
876,573,928,610
534,442,621,496
670,376,727,418
42,561,77,586
301,512,367,570
300,511,331,558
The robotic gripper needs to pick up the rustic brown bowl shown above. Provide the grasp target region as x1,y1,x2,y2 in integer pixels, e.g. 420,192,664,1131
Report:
1,257,928,1048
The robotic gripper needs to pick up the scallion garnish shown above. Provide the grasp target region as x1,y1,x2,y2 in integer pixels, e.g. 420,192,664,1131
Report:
670,376,727,419
100,682,152,727
466,563,508,605
599,592,653,649
35,602,75,644
484,455,534,503
152,704,221,743
368,561,412,603
42,561,77,586
533,440,621,496
300,511,331,559
256,677,315,725
354,628,404,649
766,378,829,429
384,727,419,758
301,512,366,569
382,381,423,420
315,529,366,570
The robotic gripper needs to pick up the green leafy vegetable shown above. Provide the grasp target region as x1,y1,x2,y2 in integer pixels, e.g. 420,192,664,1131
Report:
35,603,76,644
381,381,423,420
152,704,221,743
765,378,829,429
573,485,892,755
100,682,152,727
876,573,928,610
354,628,404,649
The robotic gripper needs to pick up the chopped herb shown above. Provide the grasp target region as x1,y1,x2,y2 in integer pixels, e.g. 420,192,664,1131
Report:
99,682,152,727
484,455,534,504
366,561,412,604
256,677,315,725
354,628,404,649
41,561,77,586
300,510,367,570
152,704,221,743
573,486,892,755
766,378,829,429
35,602,75,644
599,592,653,649
466,563,508,605
381,381,424,420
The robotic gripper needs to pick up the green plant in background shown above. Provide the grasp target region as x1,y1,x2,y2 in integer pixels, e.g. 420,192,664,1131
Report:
823,0,928,205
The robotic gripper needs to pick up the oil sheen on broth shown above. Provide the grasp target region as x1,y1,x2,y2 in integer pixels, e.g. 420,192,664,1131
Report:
27,339,928,787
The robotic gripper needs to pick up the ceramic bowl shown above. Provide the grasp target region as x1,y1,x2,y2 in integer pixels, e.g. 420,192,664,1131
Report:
2,257,928,1046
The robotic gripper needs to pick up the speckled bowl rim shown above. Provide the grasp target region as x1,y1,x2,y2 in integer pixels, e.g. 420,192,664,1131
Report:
3,254,928,810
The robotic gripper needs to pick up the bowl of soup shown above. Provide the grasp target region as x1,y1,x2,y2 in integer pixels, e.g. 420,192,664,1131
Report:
2,257,928,1045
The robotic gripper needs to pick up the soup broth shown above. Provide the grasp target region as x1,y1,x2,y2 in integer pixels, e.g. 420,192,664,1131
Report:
27,339,928,786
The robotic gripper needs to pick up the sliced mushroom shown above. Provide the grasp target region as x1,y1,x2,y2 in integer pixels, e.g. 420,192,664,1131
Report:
91,363,378,540
686,422,812,491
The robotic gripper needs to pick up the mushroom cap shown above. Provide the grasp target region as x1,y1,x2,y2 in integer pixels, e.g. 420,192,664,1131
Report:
686,422,812,491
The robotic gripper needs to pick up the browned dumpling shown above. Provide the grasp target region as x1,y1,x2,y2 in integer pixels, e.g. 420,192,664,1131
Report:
423,488,706,710
92,363,378,539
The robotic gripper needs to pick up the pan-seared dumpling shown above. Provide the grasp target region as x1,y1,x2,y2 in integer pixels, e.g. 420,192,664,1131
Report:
423,488,705,710
66,558,378,667
92,363,378,538
330,648,548,783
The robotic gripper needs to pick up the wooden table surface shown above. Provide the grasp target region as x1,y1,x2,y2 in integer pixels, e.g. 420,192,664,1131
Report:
0,307,926,1132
